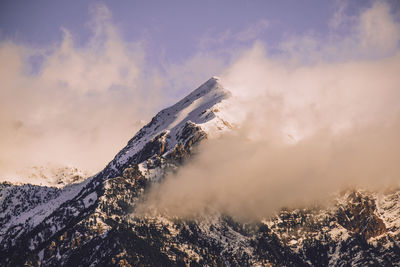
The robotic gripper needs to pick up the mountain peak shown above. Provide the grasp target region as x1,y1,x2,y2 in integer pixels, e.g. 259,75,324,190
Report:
181,76,229,103
102,76,233,178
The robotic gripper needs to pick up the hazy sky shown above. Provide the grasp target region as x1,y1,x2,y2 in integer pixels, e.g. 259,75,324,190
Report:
1,1,399,95
0,1,399,181
3,1,398,85
0,1,339,51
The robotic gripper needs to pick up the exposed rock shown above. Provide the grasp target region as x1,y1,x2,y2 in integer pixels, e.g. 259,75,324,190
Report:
336,190,386,240
135,131,168,164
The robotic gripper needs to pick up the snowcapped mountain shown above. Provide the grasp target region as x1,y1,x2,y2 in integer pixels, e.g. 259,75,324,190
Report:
1,77,400,266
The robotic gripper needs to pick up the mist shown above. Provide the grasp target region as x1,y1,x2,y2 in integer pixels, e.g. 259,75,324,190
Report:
138,2,400,220
0,4,163,181
0,4,230,183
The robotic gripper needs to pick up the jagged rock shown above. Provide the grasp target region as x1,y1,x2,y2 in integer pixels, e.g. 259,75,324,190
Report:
336,191,386,240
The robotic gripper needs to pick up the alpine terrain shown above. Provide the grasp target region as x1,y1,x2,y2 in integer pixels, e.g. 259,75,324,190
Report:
1,77,400,266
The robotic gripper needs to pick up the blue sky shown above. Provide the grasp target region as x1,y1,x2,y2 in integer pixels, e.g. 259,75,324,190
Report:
1,1,336,47
1,1,399,89
0,1,399,179
2,1,393,69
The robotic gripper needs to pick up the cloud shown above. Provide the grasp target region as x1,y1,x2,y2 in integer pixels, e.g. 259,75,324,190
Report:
0,4,163,181
140,120,400,220
138,1,400,220
221,42,400,139
280,1,400,62
358,1,400,54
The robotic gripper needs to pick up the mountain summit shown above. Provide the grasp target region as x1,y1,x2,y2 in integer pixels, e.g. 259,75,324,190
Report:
104,76,233,179
1,78,400,266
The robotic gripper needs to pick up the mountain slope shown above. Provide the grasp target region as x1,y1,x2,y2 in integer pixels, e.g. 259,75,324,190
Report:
1,77,400,266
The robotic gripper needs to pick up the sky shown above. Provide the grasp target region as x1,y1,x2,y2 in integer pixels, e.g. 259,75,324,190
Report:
0,0,399,182
3,1,397,80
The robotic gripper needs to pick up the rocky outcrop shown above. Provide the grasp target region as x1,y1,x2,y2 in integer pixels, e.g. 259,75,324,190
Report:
166,121,207,164
135,131,168,164
336,191,386,240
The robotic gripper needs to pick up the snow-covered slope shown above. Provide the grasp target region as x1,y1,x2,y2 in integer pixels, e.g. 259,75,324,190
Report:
1,77,400,266
106,76,233,174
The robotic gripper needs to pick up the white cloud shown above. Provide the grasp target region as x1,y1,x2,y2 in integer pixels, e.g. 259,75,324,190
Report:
139,2,400,220
280,1,400,62
358,2,400,54
0,4,161,180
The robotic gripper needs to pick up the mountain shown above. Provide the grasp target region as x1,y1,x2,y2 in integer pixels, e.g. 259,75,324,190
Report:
1,77,400,266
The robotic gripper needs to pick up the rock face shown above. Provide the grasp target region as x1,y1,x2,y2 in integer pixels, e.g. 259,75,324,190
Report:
336,191,387,240
1,77,400,266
